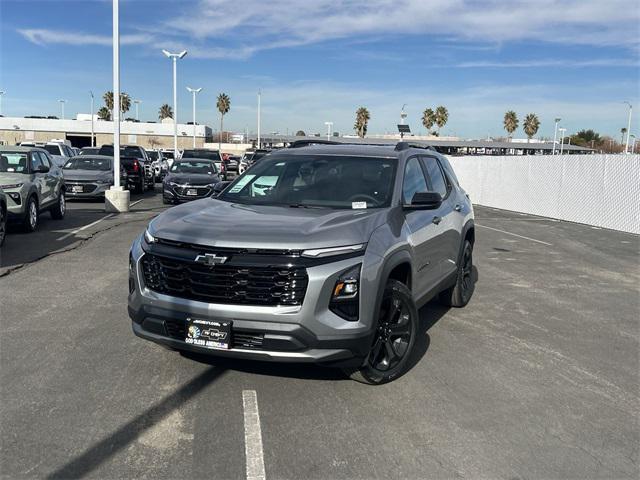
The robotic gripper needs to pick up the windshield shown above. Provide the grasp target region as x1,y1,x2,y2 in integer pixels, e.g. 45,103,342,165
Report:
0,152,29,173
148,151,159,160
79,148,99,156
64,157,111,171
219,155,396,209
170,161,217,174
43,145,62,156
182,150,220,161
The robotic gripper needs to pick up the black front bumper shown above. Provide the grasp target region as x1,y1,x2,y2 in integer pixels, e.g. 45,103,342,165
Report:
128,304,370,367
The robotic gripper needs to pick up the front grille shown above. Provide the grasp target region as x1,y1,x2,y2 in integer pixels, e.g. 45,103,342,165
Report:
173,186,211,197
68,182,97,193
141,253,308,306
164,319,265,349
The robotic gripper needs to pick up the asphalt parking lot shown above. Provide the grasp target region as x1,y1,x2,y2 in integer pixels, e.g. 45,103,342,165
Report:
0,197,638,479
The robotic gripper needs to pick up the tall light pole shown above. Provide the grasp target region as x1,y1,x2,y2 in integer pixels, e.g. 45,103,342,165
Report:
257,89,261,149
58,99,66,120
324,121,333,141
90,91,95,147
400,104,407,124
162,49,187,158
552,117,561,155
113,0,121,189
0,91,5,116
186,87,202,148
133,99,141,121
559,127,567,154
623,101,632,154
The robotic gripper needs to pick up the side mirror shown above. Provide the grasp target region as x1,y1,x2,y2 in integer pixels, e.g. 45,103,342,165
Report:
405,191,442,210
212,180,231,196
36,165,50,173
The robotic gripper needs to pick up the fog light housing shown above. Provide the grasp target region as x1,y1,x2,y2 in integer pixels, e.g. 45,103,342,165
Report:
7,192,21,204
330,264,361,321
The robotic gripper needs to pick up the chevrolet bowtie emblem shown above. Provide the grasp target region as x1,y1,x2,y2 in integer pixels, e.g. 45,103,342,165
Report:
194,253,228,266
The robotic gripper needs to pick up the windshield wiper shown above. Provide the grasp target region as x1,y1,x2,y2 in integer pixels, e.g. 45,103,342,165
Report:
288,203,325,209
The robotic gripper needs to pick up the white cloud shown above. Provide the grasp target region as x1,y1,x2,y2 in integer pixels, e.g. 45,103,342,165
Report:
455,59,640,68
18,29,153,47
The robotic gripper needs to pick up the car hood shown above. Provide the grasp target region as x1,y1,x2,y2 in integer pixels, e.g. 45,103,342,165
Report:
0,172,29,187
149,199,390,250
63,170,113,182
166,173,219,185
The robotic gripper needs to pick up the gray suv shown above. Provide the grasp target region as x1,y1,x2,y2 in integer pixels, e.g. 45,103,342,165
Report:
128,142,475,384
0,146,66,232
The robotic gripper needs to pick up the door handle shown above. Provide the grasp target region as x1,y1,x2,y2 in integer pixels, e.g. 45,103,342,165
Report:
454,204,462,212
432,216,442,225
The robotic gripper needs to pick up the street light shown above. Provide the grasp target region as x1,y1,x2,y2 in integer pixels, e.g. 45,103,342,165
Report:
324,121,333,141
162,49,188,158
0,90,5,116
623,101,632,154
552,117,561,155
133,99,141,121
90,91,95,147
558,127,567,154
58,99,66,119
257,89,261,149
186,87,202,148
400,104,408,125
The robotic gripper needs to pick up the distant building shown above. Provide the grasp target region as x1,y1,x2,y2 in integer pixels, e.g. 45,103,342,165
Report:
0,115,212,149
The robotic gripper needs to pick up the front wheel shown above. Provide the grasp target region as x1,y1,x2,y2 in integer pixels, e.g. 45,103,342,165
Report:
346,279,418,385
23,196,38,233
439,239,474,307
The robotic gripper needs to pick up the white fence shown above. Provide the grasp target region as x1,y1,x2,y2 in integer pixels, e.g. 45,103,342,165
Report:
447,154,640,234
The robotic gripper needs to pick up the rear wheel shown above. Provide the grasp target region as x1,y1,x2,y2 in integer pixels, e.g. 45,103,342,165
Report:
0,205,6,246
346,279,418,385
51,190,66,219
439,239,474,307
23,196,38,233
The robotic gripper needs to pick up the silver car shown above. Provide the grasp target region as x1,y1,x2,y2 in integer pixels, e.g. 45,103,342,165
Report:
0,146,66,232
129,142,475,384
63,155,128,199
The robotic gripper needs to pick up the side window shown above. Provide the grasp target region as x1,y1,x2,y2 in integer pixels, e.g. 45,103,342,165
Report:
402,157,428,204
64,146,73,157
38,152,51,168
422,157,448,198
30,152,43,172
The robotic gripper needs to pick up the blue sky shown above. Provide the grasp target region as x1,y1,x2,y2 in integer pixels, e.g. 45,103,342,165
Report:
1,0,639,139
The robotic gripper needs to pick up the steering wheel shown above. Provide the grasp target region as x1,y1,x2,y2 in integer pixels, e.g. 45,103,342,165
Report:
348,194,377,205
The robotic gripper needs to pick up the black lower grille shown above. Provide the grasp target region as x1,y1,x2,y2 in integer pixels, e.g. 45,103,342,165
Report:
141,253,308,306
164,319,264,349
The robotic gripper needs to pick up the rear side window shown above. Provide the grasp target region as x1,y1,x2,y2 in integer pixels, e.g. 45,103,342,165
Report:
43,145,61,156
402,157,428,204
38,152,51,168
30,153,44,171
422,157,448,198
0,153,29,173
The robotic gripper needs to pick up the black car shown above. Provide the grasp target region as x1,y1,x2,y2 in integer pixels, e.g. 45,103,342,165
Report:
98,145,155,193
181,149,234,178
162,159,222,204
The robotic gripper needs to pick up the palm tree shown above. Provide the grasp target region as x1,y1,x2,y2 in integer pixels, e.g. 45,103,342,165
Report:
158,104,173,120
503,111,519,141
97,106,111,121
216,93,231,147
621,127,627,145
103,91,131,115
295,130,306,136
422,108,435,135
434,106,449,135
354,107,370,138
523,113,541,142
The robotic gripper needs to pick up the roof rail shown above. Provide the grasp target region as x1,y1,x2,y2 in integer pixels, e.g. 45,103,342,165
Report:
288,139,342,148
394,141,434,151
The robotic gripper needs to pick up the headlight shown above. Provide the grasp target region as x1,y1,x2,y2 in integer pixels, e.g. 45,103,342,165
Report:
0,183,24,189
302,243,365,258
96,179,112,184
144,229,156,244
330,264,361,321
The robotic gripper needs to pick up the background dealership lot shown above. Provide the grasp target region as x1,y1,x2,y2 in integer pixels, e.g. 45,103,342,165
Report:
1,186,638,478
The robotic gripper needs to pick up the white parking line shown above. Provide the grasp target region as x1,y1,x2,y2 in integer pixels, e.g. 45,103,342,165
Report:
242,390,266,480
130,199,143,207
477,224,553,246
56,214,115,241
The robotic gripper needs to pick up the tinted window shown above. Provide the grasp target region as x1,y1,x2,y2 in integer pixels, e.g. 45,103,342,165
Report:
402,157,428,204
80,148,100,155
170,161,217,174
38,152,51,168
30,153,44,171
43,145,62,156
64,157,111,171
220,155,396,209
182,150,220,161
0,152,29,173
423,157,448,197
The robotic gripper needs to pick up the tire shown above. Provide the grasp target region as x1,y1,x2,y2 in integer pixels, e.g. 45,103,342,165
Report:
51,190,66,220
439,239,474,308
23,196,38,233
0,205,6,247
345,279,418,385
162,197,172,205
134,179,144,194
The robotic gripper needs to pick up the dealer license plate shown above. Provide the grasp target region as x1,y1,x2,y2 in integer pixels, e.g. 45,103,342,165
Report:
186,189,198,196
185,318,231,350
72,185,83,193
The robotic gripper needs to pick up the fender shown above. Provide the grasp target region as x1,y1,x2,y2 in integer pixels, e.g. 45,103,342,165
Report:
457,219,475,265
